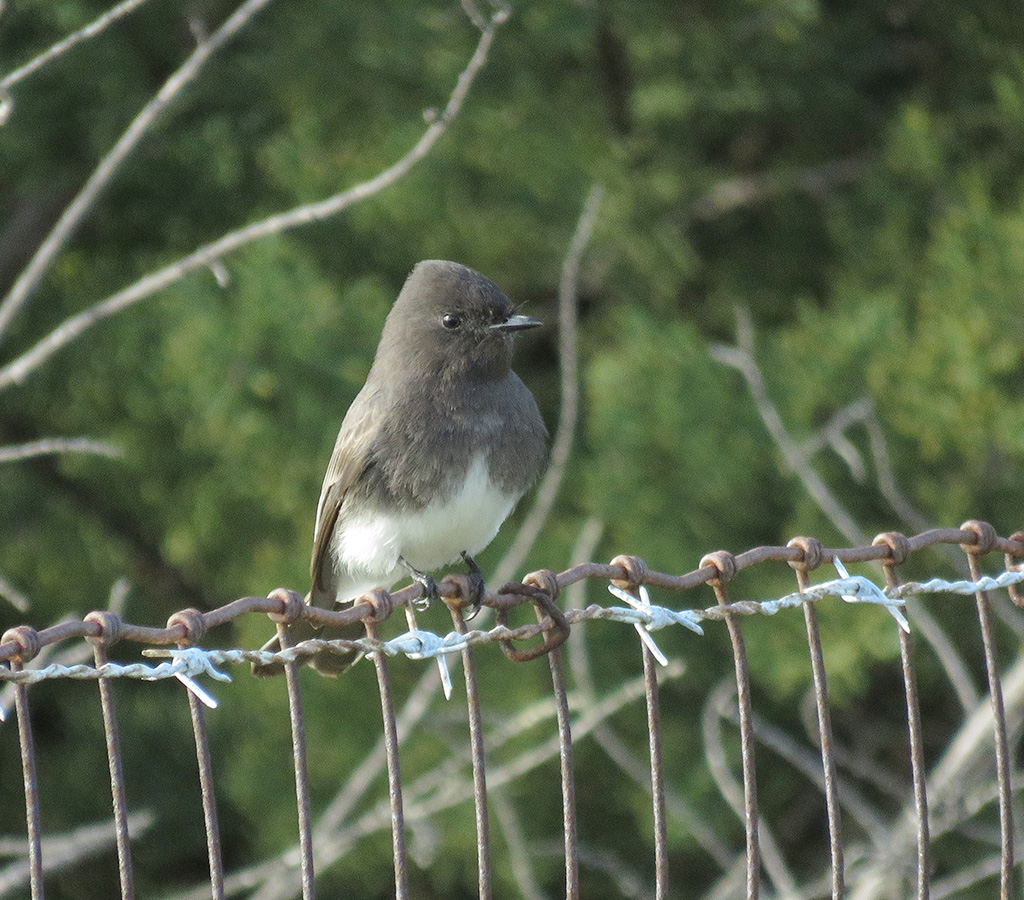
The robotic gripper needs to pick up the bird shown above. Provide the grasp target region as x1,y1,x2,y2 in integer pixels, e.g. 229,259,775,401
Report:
255,260,548,675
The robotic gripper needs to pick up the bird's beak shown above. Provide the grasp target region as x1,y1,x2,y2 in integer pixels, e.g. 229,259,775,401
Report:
490,314,542,333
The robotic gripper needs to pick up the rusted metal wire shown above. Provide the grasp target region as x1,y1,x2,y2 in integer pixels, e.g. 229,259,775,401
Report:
274,611,315,900
2,522,1024,900
185,686,225,900
786,536,844,900
8,657,44,900
168,606,227,900
3,527,1022,668
90,641,135,900
365,615,409,900
609,555,670,899
548,641,579,900
640,642,668,900
701,550,761,900
526,566,581,900
961,522,1014,900
449,603,493,900
874,531,930,900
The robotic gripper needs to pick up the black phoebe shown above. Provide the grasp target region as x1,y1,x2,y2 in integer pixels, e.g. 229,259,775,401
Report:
257,260,548,675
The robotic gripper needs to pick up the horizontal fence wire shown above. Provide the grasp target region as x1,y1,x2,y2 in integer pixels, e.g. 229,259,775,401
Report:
1,521,1022,900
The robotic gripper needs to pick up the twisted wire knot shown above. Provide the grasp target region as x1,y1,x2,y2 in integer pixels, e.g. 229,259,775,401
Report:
441,573,472,609
960,519,998,555
1,625,41,664
524,569,560,602
84,610,126,647
699,550,737,586
1006,531,1024,561
360,588,395,624
610,555,648,591
787,536,824,572
267,588,306,625
496,574,570,662
872,531,911,567
166,608,208,647
1006,531,1024,608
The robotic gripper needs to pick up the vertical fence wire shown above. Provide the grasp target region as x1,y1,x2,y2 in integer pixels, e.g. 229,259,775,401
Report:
701,550,760,900
897,626,930,900
788,540,844,900
10,659,44,900
91,643,135,900
451,606,492,900
724,611,759,900
185,687,225,900
547,641,579,900
963,541,1013,900
275,621,316,900
3,526,1024,900
641,641,669,900
873,533,930,900
365,618,409,900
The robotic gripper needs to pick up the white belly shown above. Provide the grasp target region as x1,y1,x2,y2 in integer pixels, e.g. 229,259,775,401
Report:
330,455,517,602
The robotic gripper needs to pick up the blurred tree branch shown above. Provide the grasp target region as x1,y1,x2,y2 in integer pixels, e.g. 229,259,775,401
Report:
0,437,122,464
494,182,603,585
0,1,508,390
0,811,153,898
0,0,151,99
0,0,279,347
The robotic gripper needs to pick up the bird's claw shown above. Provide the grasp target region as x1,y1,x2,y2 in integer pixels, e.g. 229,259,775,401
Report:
460,551,486,620
413,574,439,612
401,556,439,612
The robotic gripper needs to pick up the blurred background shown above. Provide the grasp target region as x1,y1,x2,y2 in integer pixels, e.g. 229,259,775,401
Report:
1,0,1023,897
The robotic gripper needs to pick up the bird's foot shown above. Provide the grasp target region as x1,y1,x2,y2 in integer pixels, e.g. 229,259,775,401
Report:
400,556,439,611
460,551,486,620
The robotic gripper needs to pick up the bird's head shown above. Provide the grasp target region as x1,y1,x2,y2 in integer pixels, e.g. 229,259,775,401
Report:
380,260,541,383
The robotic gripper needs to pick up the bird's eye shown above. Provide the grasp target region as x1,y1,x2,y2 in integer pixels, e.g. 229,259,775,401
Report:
441,314,461,330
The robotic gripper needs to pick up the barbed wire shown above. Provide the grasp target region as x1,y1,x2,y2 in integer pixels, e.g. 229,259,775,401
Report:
5,567,1022,694
3,521,1023,900
3,522,1021,673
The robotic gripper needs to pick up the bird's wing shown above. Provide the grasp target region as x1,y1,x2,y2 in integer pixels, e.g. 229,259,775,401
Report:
309,394,381,607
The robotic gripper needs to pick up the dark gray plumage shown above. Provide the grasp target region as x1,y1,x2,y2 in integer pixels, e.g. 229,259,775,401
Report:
257,260,548,675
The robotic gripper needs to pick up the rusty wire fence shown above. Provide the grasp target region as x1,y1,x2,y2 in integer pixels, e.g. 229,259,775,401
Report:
2,520,1024,900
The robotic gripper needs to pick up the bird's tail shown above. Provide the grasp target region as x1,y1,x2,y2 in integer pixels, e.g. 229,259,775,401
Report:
251,617,365,677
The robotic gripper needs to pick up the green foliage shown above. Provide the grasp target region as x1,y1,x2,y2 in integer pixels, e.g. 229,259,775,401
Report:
2,0,1023,897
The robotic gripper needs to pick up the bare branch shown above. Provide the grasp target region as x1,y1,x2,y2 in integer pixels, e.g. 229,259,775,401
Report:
799,690,908,802
0,436,122,464
862,411,933,536
747,710,886,840
0,0,150,95
229,662,683,900
799,397,874,481
701,856,749,900
0,4,506,388
709,307,865,545
367,664,684,829
703,679,801,900
565,515,606,697
691,156,868,220
535,840,649,899
0,571,28,613
493,790,546,900
848,653,1024,900
494,183,604,584
931,851,1023,900
711,308,981,712
563,517,737,870
0,0,278,346
0,812,153,897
